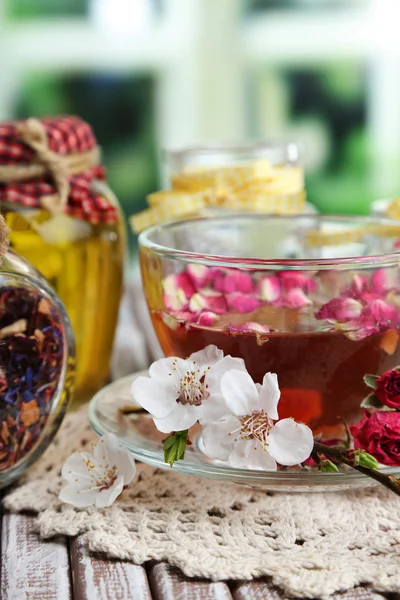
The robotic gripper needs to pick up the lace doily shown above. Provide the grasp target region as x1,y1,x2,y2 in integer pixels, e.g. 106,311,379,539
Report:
4,406,400,599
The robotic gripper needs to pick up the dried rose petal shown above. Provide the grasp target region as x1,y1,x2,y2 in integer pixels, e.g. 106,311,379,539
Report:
280,271,316,294
226,293,261,314
162,273,195,299
256,275,280,303
214,270,254,294
163,289,188,312
189,292,227,314
186,264,212,290
316,297,363,322
370,268,397,295
282,288,312,309
350,274,368,297
197,311,218,326
369,299,399,325
228,321,270,334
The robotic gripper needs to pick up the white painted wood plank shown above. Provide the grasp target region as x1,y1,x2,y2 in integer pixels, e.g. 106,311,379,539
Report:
148,562,232,600
70,536,152,600
1,512,71,600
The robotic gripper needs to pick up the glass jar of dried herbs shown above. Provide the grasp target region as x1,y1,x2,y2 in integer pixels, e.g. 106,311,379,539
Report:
0,238,75,487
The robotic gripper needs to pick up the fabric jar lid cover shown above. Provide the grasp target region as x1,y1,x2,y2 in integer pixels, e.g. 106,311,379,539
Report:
0,115,119,225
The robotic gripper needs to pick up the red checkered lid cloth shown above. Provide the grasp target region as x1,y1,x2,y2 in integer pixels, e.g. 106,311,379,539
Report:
0,115,119,224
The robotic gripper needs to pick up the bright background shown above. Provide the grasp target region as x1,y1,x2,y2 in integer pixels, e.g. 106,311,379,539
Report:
1,0,400,251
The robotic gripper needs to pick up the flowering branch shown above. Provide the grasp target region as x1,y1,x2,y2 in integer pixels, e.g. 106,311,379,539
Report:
313,441,400,496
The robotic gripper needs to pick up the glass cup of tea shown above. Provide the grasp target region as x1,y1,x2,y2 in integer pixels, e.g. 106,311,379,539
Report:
139,213,400,438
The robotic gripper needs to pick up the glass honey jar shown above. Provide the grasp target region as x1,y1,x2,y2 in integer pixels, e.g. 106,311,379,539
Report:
0,116,125,403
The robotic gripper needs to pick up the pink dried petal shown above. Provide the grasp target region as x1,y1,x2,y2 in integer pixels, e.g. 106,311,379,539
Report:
370,268,396,295
199,288,224,297
213,269,254,294
186,264,212,290
369,299,399,325
228,321,270,334
283,288,312,309
197,311,218,326
342,275,368,298
349,274,368,297
394,240,400,249
163,289,188,312
213,270,227,293
162,272,196,298
338,319,378,341
161,310,194,330
226,293,261,314
224,271,254,294
280,271,316,294
257,275,281,302
189,292,227,314
316,297,363,321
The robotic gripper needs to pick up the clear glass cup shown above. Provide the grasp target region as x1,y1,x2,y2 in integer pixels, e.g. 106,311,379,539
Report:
139,213,400,439
0,250,75,487
165,141,301,174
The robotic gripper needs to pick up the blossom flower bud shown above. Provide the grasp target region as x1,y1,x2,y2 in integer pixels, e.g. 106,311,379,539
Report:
354,449,380,470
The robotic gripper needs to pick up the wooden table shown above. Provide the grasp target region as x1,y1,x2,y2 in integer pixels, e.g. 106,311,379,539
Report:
0,511,398,600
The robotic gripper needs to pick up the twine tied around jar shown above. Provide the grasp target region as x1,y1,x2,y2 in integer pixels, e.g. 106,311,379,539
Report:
0,118,100,215
0,215,10,266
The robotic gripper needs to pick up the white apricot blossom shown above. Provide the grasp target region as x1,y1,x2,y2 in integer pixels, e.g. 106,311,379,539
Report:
131,345,245,433
59,433,136,508
202,370,314,470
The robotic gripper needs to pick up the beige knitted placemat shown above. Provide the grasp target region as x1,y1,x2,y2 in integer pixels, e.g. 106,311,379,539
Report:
4,406,400,599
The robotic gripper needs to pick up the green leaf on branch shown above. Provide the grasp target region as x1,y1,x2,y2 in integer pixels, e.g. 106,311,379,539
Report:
163,430,189,467
319,459,340,473
354,450,380,470
363,374,378,390
361,393,385,410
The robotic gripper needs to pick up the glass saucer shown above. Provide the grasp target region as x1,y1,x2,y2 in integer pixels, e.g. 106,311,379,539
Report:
88,373,400,493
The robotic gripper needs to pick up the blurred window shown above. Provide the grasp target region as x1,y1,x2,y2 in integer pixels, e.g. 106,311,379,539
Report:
6,0,88,19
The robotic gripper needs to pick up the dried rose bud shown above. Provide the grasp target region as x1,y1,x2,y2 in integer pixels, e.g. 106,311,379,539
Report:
316,297,363,321
197,311,218,326
283,288,312,309
256,275,280,303
369,299,399,324
186,264,211,290
280,271,316,294
189,292,227,314
163,289,188,312
350,411,400,467
226,293,261,314
163,273,195,299
214,270,254,294
370,268,397,295
375,368,400,409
